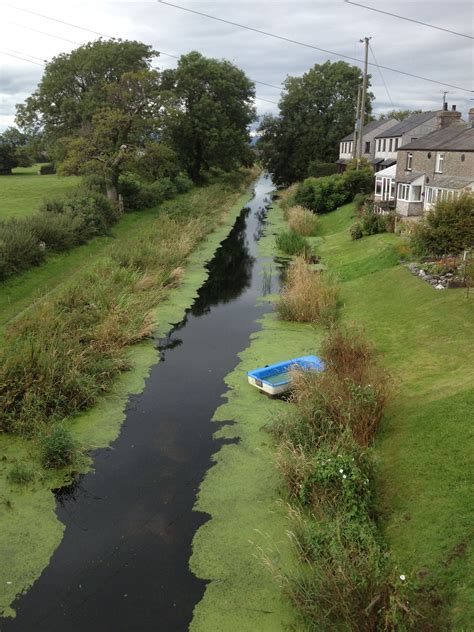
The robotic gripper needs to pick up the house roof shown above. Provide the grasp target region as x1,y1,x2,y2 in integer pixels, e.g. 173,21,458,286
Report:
428,175,474,189
341,118,395,142
375,164,397,178
397,171,425,184
399,122,474,152
375,111,437,138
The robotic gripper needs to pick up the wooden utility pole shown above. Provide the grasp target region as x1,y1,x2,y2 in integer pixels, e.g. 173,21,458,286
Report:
357,36,371,169
353,84,362,161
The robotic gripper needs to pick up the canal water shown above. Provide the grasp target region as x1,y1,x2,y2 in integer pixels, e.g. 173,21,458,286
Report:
4,173,279,632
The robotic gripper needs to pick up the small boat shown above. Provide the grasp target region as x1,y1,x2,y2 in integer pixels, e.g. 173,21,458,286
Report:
247,355,324,396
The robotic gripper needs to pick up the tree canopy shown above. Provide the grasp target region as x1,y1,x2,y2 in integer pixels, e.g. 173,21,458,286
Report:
258,61,373,186
16,39,156,140
161,51,256,181
0,128,33,174
378,109,422,122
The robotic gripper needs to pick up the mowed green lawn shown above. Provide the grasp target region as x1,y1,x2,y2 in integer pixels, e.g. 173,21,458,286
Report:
0,165,79,220
312,204,474,627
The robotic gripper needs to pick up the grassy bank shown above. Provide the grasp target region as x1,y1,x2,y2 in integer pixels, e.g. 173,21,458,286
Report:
191,198,473,629
0,168,258,618
0,166,79,220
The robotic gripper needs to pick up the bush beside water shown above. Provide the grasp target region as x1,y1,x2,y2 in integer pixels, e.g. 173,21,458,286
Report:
269,327,416,630
295,164,374,214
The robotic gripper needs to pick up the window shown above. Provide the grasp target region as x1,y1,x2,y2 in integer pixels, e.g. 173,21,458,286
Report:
411,185,422,201
406,153,413,171
365,141,370,154
395,138,400,150
411,137,417,142
389,138,393,152
375,179,382,195
435,152,444,173
427,152,432,159
397,184,410,201
461,154,466,162
349,142,353,154
382,139,386,151
390,180,396,198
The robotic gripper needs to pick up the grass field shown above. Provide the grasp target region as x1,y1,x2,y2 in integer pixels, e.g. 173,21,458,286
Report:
0,164,79,220
314,203,474,627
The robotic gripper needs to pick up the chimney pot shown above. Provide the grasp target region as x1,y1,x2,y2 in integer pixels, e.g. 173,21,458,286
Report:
452,104,457,111
443,102,448,111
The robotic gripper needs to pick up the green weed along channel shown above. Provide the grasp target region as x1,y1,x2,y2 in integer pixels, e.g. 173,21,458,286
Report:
0,177,256,619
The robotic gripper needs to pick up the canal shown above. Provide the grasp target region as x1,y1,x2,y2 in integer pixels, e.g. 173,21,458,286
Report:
4,173,279,631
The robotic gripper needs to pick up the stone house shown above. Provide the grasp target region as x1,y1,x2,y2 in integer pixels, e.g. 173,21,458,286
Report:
372,111,439,172
374,106,474,216
336,118,398,171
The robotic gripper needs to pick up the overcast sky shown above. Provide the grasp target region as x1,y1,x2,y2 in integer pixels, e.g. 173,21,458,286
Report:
0,0,473,131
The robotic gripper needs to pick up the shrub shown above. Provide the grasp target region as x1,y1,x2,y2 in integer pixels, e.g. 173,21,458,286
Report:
287,206,318,236
410,192,474,257
307,160,338,178
7,462,35,485
360,207,386,236
0,219,45,281
295,175,350,214
350,222,363,240
275,230,311,256
174,173,194,194
39,163,56,175
344,163,375,197
28,212,84,251
277,257,339,325
118,175,179,211
40,425,77,469
278,183,298,215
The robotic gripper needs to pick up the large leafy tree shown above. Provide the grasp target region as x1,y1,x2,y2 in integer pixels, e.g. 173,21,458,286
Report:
16,39,156,139
259,61,373,186
16,40,166,201
161,52,256,181
57,70,166,201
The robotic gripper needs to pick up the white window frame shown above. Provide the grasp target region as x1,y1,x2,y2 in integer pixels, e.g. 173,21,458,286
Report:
435,152,444,173
397,183,410,201
406,152,413,171
375,179,383,196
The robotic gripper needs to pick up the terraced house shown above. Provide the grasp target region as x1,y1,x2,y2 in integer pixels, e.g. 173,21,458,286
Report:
372,110,439,172
336,118,398,171
374,106,474,216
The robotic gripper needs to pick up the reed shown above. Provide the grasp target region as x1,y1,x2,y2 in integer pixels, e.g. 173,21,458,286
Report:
287,205,318,236
277,257,339,325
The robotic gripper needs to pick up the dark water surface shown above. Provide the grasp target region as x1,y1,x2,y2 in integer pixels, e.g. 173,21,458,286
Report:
3,174,279,632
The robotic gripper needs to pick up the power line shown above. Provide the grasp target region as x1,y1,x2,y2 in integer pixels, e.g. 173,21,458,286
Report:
7,4,181,60
9,22,81,45
345,1,474,40
369,42,394,109
7,4,283,99
0,51,45,67
157,0,473,93
4,48,48,63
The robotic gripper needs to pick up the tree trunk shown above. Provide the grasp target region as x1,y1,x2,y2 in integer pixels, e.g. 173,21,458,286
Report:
105,169,119,204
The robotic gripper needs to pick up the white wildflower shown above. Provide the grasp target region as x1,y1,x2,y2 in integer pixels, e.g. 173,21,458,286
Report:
343,474,347,479
400,574,406,581
339,468,344,473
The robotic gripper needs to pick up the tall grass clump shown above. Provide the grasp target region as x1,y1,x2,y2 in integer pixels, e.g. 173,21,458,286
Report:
277,257,339,325
269,327,416,630
275,230,310,256
287,206,318,236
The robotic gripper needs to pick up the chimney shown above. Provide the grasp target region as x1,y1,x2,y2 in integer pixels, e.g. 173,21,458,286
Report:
437,103,462,128
469,108,474,126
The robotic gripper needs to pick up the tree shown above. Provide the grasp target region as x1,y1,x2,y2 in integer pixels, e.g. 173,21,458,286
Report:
16,39,156,140
57,70,167,201
0,128,33,174
161,52,256,181
378,110,421,121
259,61,373,186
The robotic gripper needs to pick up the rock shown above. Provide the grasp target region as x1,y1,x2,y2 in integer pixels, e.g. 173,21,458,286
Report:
448,278,465,289
435,284,445,290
